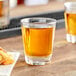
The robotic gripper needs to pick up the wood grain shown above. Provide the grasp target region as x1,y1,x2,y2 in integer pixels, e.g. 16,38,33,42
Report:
0,28,76,76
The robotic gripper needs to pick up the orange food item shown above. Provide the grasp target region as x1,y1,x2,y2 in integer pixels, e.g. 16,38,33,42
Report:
0,47,14,65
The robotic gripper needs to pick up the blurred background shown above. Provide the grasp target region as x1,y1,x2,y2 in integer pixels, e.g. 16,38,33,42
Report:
0,0,75,38
0,1,76,76
9,0,64,18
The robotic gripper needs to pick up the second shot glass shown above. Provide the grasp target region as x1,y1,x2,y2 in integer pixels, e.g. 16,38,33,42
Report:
64,2,76,43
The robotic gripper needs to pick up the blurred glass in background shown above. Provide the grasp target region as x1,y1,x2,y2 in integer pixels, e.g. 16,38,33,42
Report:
0,0,9,28
25,0,49,6
9,0,17,8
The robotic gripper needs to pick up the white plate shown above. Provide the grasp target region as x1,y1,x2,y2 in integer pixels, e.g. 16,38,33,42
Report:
0,52,20,76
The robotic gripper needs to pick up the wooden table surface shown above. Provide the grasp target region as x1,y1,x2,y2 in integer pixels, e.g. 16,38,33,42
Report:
0,28,76,76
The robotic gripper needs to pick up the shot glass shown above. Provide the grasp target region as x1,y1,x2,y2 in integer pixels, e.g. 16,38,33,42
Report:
21,18,56,65
64,2,76,43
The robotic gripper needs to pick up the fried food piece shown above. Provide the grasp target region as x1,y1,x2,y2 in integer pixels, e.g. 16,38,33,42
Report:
0,47,14,65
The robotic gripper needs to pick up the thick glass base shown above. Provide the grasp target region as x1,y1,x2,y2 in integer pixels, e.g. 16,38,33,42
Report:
25,55,52,65
66,34,76,43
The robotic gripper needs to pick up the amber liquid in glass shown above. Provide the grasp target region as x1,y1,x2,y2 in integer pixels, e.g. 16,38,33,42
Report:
22,26,55,57
65,13,76,35
0,1,3,17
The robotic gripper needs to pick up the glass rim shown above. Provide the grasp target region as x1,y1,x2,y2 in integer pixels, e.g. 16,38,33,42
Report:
64,2,76,9
21,17,56,25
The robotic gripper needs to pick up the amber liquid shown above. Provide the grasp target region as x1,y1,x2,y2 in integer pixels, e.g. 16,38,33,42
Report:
0,1,3,17
65,13,76,35
22,26,55,57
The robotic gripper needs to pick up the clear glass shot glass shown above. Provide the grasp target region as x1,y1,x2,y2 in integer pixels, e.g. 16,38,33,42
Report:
21,18,56,65
64,2,76,43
